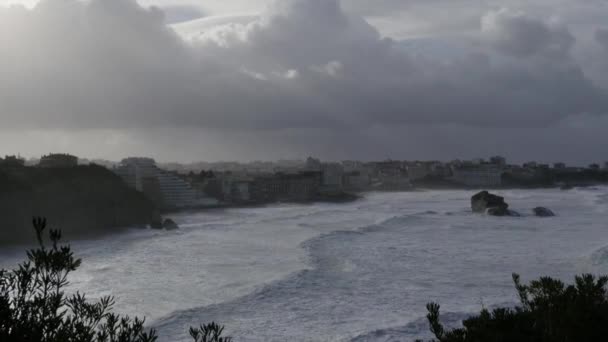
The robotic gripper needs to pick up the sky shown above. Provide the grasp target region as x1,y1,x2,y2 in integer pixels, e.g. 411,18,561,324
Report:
1,0,608,164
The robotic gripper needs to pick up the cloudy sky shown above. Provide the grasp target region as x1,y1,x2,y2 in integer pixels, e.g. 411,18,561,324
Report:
1,0,608,164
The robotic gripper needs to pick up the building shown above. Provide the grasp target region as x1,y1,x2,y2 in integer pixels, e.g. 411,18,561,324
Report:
114,157,217,209
490,156,507,166
251,172,321,202
38,153,78,168
372,161,403,176
604,162,608,170
114,157,158,191
365,161,408,190
200,177,225,201
554,163,566,169
407,163,431,181
305,157,322,171
451,164,503,187
343,171,371,191
502,165,551,186
377,169,411,190
342,160,366,172
157,170,201,208
428,162,451,178
523,162,538,169
341,161,371,191
589,164,600,170
230,180,252,202
213,173,255,203
321,163,344,190
449,159,463,167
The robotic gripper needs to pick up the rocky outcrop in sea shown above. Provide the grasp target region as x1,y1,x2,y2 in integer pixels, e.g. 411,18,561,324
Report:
471,191,556,217
471,191,519,216
533,207,556,217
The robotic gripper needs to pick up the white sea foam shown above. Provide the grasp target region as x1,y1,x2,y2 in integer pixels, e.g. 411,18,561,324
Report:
2,188,608,341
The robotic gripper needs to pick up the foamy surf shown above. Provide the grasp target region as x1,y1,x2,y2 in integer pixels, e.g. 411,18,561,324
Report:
1,188,608,341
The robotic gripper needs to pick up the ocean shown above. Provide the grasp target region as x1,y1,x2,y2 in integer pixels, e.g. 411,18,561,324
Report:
2,188,608,341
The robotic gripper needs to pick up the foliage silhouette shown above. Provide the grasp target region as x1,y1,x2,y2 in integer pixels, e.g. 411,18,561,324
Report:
189,322,232,342
0,217,231,342
421,273,608,342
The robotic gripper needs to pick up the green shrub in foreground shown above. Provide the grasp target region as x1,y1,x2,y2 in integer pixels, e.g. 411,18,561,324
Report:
0,217,231,342
421,273,608,342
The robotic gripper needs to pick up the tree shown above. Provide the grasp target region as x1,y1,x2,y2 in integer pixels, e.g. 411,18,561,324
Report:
0,217,232,342
422,273,608,342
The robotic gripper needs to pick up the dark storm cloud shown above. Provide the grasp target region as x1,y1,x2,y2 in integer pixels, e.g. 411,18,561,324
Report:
596,28,608,50
481,9,574,59
0,0,607,135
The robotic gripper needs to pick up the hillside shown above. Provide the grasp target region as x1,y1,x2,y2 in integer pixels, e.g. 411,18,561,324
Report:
0,164,160,246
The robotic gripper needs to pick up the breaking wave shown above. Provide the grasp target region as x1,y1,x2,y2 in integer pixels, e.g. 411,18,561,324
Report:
4,188,608,341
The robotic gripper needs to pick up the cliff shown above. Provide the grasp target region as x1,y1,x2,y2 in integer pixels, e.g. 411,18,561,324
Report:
0,165,160,246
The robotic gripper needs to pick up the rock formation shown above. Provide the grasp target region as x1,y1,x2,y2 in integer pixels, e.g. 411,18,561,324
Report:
471,191,522,217
533,207,556,217
486,207,521,217
162,218,179,230
471,191,509,213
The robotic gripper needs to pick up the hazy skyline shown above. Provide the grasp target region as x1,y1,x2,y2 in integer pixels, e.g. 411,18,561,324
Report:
1,0,608,164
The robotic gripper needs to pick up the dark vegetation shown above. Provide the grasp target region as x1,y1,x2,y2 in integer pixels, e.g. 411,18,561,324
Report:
420,273,608,342
0,218,230,342
189,323,232,342
0,165,160,245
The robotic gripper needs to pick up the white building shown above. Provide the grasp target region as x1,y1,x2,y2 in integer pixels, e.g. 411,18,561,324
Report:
114,158,217,209
114,158,158,192
156,170,199,208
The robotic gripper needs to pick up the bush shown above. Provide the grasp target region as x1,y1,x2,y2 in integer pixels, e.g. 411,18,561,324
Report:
422,273,608,342
189,323,232,342
0,217,231,342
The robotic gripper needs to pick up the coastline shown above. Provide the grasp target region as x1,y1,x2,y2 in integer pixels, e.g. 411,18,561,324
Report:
162,181,608,214
3,182,606,249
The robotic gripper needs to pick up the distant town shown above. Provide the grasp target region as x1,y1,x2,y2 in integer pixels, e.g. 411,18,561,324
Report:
2,154,608,212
